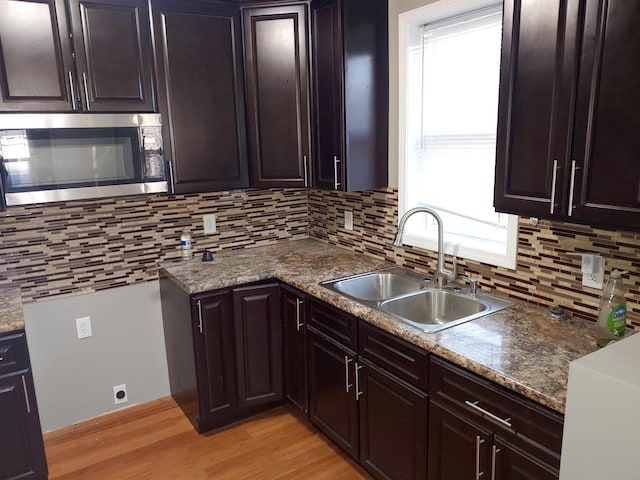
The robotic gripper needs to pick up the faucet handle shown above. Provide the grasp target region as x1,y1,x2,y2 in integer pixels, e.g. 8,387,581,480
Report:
465,276,479,296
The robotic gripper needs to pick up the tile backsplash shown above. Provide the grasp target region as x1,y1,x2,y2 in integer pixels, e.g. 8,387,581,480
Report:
308,188,640,329
1,185,638,330
0,189,307,302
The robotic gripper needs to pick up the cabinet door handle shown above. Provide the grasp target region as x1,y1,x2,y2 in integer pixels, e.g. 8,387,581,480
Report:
549,159,559,214
82,72,90,111
196,300,203,334
344,355,353,393
167,160,175,193
568,159,577,216
295,298,304,331
68,71,78,111
491,445,500,480
333,156,341,189
465,400,512,428
355,362,363,400
22,375,31,414
303,155,309,188
475,436,485,479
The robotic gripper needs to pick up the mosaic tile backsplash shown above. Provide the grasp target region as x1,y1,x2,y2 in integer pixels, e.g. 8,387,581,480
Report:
308,188,640,329
0,189,307,302
0,185,638,330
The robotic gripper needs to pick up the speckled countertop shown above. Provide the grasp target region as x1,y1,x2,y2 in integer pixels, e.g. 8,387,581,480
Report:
160,238,599,414
0,287,25,333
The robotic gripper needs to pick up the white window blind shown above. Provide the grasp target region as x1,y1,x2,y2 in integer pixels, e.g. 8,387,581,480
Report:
401,3,517,268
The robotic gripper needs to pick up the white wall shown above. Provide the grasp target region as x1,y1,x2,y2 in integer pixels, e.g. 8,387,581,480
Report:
24,280,170,432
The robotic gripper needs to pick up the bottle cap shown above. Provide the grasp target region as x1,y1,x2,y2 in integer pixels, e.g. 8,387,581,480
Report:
610,270,628,279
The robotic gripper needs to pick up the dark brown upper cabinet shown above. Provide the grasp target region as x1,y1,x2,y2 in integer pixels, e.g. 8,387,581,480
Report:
242,3,312,188
495,0,640,230
569,0,640,227
152,0,249,194
0,0,75,111
67,0,155,112
0,0,155,112
310,0,388,191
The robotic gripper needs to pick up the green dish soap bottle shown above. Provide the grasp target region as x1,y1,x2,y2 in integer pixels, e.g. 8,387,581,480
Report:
596,269,628,348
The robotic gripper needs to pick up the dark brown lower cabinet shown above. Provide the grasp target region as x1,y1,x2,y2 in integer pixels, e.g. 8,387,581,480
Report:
281,286,308,413
232,283,282,408
359,358,428,480
0,331,47,480
428,357,562,480
307,326,359,459
428,401,491,480
160,278,282,434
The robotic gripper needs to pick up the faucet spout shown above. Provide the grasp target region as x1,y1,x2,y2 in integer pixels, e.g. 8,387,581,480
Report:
394,207,457,285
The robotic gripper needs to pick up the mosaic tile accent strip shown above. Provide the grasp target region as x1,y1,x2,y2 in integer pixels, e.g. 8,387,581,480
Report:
308,187,640,329
0,189,308,302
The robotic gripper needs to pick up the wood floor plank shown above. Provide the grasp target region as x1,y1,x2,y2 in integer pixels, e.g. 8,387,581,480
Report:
44,397,371,479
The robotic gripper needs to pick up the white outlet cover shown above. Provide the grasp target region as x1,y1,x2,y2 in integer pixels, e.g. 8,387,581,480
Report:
113,384,128,405
75,316,92,339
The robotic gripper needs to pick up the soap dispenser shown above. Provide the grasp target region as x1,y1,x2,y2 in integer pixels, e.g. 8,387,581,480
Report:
596,270,628,348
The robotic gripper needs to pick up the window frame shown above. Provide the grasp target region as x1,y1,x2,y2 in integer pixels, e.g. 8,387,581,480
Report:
398,0,518,270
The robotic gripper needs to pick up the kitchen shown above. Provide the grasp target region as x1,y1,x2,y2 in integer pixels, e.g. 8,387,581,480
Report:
0,0,639,479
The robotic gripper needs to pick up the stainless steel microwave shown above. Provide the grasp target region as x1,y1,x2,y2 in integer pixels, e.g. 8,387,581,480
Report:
0,113,167,206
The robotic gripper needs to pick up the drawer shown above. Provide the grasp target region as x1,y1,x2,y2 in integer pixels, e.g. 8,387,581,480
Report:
308,299,357,350
430,356,564,456
0,330,30,375
359,320,428,391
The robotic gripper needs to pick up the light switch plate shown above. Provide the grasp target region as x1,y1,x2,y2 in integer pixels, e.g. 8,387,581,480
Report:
344,211,353,230
203,214,216,234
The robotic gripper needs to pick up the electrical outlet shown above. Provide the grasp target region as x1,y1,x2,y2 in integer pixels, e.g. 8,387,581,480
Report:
113,384,128,405
75,316,92,339
344,211,353,230
203,214,217,234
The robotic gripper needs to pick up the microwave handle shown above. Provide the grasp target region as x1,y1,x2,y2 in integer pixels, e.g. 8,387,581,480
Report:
167,160,175,193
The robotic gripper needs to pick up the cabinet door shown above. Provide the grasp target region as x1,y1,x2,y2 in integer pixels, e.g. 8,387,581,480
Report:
569,0,640,227
0,373,47,479
243,4,311,188
233,283,282,409
0,0,75,111
307,327,359,460
192,290,237,431
359,359,428,480
152,0,249,193
311,0,344,190
68,0,155,112
494,438,559,480
428,401,491,480
494,0,581,218
281,286,308,413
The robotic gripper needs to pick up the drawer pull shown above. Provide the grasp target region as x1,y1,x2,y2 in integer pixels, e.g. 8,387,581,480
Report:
465,400,512,428
475,436,485,479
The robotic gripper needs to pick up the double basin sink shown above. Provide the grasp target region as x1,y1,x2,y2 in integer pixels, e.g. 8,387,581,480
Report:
322,267,514,332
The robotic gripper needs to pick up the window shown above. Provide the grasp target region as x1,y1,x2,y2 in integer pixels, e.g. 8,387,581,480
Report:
399,0,518,269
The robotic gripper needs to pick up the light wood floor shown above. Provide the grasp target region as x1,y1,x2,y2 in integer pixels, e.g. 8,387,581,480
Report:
44,397,371,479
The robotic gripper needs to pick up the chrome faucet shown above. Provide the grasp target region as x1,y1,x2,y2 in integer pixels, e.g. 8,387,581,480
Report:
393,207,457,287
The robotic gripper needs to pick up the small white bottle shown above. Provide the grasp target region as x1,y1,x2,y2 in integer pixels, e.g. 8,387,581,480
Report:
180,231,192,260
596,269,627,348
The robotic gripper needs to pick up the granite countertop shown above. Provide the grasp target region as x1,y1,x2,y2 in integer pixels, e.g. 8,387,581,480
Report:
0,287,25,333
160,238,599,414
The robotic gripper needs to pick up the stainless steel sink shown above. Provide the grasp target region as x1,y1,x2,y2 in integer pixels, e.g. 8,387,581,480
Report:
322,268,514,332
330,270,424,301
